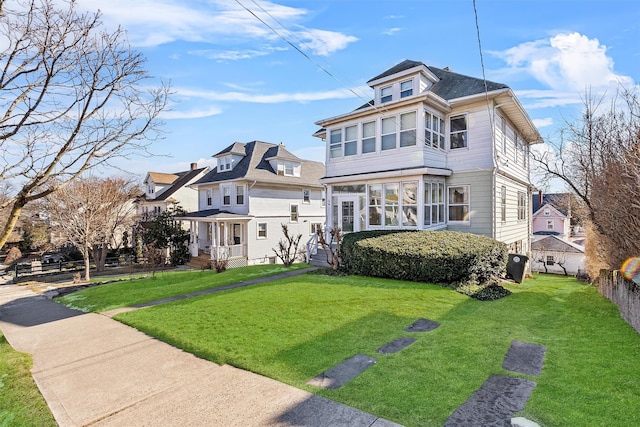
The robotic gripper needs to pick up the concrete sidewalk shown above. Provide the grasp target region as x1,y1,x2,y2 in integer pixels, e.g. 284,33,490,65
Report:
0,284,402,427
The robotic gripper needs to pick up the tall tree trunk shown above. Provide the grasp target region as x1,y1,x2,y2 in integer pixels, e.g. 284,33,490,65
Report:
0,201,24,250
83,248,91,282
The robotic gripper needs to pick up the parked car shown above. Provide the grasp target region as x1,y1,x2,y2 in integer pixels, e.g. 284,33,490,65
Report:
41,252,65,263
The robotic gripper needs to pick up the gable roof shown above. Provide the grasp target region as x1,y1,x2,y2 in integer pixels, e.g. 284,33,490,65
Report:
148,172,179,185
531,235,584,254
532,193,571,216
144,167,209,202
193,141,324,187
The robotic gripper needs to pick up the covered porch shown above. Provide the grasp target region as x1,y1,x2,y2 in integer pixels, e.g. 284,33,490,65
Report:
179,209,253,268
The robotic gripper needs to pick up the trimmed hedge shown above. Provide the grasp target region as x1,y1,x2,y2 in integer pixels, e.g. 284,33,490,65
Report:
341,230,508,286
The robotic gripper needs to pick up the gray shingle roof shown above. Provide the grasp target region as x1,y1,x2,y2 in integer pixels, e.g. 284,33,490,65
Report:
367,59,508,102
194,141,324,187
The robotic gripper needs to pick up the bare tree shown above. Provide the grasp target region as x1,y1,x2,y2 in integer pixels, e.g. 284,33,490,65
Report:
532,88,640,277
46,175,138,281
273,224,302,267
317,226,343,271
0,0,169,250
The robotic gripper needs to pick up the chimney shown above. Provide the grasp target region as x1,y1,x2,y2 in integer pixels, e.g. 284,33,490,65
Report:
190,162,197,170
538,190,543,206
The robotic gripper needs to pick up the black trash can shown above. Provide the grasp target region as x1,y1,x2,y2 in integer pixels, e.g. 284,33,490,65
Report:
506,253,528,283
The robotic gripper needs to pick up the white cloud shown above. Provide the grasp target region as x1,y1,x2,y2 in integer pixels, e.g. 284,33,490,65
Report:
532,117,554,128
77,0,356,55
174,85,369,104
382,27,402,36
491,32,636,107
296,29,359,56
160,106,223,120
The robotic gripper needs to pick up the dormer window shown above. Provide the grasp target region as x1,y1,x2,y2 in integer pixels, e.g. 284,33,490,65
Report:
148,183,155,194
277,161,299,177
400,80,413,98
218,156,233,171
381,85,392,103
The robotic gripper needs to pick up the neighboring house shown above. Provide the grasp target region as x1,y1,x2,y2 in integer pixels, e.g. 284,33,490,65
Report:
313,59,541,255
531,235,585,276
179,141,325,267
137,163,210,221
531,192,571,240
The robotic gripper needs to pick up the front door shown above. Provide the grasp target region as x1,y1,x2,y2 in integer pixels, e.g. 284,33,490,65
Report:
338,196,359,233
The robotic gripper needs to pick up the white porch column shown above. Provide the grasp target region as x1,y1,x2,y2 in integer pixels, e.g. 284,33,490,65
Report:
189,221,198,256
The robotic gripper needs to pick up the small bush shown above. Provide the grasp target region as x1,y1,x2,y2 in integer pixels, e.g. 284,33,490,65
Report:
341,230,508,287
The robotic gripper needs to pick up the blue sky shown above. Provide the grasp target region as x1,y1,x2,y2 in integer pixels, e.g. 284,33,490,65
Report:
78,0,640,188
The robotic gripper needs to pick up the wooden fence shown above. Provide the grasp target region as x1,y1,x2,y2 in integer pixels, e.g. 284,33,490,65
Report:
598,269,640,334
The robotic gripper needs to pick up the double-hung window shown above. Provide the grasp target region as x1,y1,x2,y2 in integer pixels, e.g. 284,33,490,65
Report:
257,223,267,239
344,125,357,156
329,129,342,158
236,185,244,205
400,80,413,98
303,189,310,203
517,192,526,220
448,186,470,222
222,186,231,205
450,114,468,149
424,182,445,226
381,117,396,150
399,112,417,147
290,204,299,222
362,121,376,154
381,86,392,103
206,189,212,206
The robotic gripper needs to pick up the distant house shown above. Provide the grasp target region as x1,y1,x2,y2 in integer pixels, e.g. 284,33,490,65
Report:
179,141,325,267
531,193,571,240
137,163,210,221
531,235,585,276
313,59,541,255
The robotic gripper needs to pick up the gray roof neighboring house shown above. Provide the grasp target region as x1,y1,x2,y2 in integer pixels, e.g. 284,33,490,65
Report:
193,141,324,188
531,235,584,254
143,166,209,202
178,209,253,221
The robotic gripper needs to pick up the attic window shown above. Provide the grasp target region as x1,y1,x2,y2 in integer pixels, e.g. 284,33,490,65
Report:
544,208,550,216
381,85,392,103
278,162,298,177
218,156,233,171
400,80,413,98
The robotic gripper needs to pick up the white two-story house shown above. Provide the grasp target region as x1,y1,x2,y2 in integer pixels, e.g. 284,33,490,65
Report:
313,60,542,255
180,141,325,267
138,163,210,221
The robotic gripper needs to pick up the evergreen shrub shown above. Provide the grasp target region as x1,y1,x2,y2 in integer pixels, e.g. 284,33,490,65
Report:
341,230,508,287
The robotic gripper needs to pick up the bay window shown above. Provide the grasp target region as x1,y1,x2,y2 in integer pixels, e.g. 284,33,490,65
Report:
381,117,396,150
425,111,445,149
362,121,376,154
399,112,417,147
384,183,399,226
401,182,417,226
368,184,382,226
424,182,445,226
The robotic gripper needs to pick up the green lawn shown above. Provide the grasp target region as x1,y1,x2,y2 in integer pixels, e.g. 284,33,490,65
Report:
105,272,640,427
55,264,310,312
0,332,57,427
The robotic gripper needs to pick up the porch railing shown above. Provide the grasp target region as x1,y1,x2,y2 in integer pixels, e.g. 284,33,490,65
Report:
210,244,246,259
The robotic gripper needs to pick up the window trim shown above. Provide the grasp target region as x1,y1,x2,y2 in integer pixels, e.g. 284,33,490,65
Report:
399,111,417,147
290,204,299,222
448,185,470,224
517,191,527,221
206,189,212,206
425,111,445,150
236,185,244,205
302,189,310,204
361,120,376,154
500,186,507,223
450,114,468,149
400,79,413,98
310,222,322,235
381,117,397,151
222,186,231,206
380,85,392,103
257,222,267,239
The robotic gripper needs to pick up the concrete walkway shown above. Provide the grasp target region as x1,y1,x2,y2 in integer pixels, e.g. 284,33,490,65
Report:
0,280,402,427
